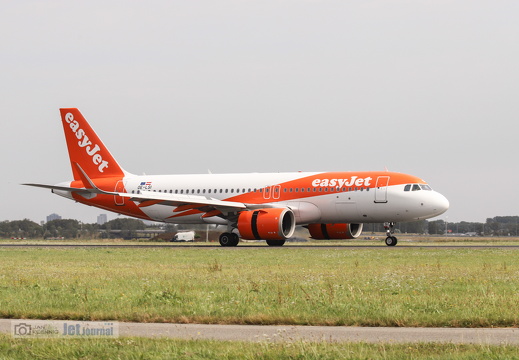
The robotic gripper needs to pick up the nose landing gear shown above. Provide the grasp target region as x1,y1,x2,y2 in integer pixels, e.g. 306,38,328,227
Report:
384,222,398,246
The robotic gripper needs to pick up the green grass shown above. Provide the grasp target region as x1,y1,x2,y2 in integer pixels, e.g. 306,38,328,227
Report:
1,334,518,360
1,247,518,327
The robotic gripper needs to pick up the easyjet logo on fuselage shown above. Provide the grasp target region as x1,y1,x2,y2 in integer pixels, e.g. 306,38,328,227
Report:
311,176,373,188
65,113,109,173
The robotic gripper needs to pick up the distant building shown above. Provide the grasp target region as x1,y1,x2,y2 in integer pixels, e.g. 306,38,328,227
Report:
97,214,108,225
46,213,62,222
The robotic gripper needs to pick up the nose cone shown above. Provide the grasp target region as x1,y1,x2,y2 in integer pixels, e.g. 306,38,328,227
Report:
431,192,449,217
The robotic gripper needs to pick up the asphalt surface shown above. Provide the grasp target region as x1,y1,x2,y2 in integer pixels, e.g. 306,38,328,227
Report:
1,244,519,249
1,319,518,344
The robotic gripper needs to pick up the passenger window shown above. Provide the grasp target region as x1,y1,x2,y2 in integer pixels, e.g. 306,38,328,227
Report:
404,185,411,191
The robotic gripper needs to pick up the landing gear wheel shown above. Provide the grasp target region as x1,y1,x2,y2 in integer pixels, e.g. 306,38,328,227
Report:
266,239,286,246
219,232,239,247
230,233,240,246
383,222,398,246
385,236,398,246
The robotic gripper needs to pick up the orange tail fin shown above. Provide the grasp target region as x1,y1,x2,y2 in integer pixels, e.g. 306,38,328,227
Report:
60,108,126,181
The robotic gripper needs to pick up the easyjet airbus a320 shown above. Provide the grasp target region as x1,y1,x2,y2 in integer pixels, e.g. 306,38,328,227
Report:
25,109,449,246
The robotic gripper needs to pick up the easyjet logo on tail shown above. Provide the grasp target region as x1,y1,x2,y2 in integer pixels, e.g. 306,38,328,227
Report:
65,113,109,173
312,176,373,188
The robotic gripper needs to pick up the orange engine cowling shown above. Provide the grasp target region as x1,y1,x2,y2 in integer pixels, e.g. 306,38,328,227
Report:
238,208,296,240
307,223,363,239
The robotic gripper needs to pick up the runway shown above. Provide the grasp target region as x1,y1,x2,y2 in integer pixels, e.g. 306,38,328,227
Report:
1,244,519,249
1,319,517,344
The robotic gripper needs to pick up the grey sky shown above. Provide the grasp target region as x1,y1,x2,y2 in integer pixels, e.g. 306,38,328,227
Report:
1,1,518,224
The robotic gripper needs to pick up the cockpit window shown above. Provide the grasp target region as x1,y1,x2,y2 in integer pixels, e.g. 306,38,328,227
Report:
405,184,433,192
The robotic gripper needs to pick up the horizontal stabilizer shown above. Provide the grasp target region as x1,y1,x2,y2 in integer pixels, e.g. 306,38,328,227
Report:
22,183,118,196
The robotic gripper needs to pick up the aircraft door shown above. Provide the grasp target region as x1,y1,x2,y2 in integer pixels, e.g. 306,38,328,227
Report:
114,180,126,206
263,186,274,200
272,185,281,199
374,176,390,203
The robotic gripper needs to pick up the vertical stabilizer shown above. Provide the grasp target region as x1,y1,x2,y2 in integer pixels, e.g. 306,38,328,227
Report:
60,108,126,181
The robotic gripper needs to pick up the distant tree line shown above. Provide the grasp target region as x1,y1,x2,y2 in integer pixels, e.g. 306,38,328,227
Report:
1,216,518,239
0,218,164,239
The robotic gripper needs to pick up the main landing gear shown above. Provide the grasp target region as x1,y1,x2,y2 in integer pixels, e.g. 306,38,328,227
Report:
219,232,239,247
218,232,286,247
384,222,398,246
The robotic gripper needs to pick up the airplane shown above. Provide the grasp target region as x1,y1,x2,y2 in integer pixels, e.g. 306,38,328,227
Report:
24,108,449,246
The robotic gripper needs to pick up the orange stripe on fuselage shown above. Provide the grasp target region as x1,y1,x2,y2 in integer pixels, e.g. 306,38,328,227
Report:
222,171,424,204
164,171,425,220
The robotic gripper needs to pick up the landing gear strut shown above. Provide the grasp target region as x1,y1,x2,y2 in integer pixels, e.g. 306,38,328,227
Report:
384,222,398,246
219,232,239,247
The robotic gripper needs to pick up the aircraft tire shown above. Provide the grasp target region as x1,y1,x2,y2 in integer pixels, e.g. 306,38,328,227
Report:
219,232,239,247
231,233,240,246
385,236,398,246
266,239,286,246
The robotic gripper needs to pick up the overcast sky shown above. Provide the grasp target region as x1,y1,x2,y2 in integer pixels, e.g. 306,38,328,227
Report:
1,0,518,224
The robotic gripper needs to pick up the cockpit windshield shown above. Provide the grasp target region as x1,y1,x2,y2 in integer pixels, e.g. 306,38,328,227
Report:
404,184,432,191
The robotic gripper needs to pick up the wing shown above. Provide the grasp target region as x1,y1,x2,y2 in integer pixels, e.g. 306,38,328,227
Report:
122,191,247,216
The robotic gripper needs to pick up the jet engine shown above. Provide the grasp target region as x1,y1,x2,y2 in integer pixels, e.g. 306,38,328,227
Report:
307,223,363,239
238,208,296,240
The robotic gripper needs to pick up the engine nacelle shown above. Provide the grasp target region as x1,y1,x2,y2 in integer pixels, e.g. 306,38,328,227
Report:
238,208,296,240
307,223,363,240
